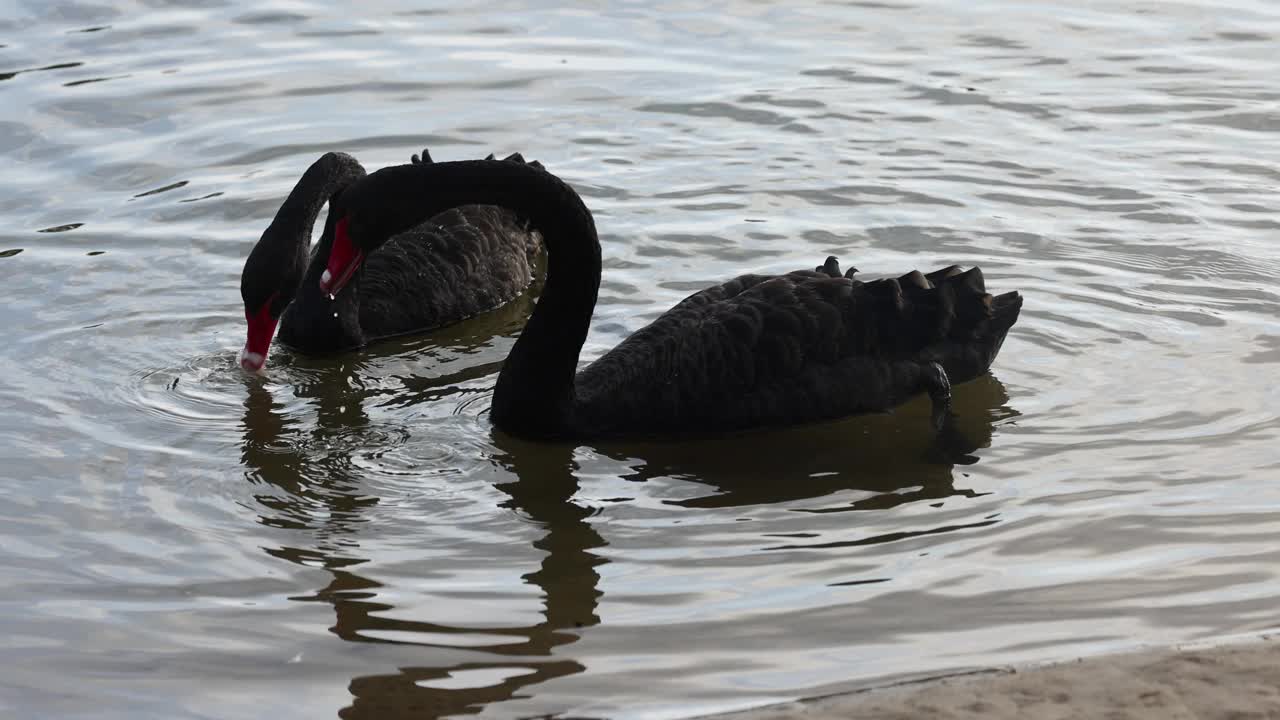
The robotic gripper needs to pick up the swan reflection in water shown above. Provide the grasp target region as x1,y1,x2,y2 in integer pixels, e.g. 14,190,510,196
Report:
239,352,1014,718
597,372,1017,512
240,357,601,719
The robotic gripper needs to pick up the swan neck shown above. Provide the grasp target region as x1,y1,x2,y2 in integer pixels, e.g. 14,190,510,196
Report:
348,161,600,436
270,152,366,259
258,152,368,347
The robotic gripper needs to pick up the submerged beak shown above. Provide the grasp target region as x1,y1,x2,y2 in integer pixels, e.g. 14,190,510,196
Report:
241,301,279,373
239,346,267,373
319,217,364,296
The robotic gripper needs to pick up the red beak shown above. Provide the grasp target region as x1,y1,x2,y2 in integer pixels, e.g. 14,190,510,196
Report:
319,217,364,295
240,299,279,372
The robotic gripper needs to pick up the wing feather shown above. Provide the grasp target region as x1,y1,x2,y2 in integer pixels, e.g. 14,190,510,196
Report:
575,262,1020,434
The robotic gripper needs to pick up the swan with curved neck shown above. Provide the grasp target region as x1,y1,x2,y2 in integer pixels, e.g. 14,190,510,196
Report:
237,150,543,372
322,159,1022,440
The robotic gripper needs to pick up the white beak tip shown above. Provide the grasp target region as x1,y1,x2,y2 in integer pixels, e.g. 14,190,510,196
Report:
238,348,266,373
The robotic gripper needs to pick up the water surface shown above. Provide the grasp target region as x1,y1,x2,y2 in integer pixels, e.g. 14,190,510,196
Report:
3,1,1280,718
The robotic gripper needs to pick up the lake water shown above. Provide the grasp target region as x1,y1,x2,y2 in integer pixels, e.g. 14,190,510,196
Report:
3,0,1280,718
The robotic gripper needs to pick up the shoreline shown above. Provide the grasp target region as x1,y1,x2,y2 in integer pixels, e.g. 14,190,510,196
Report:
703,633,1280,720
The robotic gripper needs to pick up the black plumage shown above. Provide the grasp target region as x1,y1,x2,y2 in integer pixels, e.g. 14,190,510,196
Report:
237,149,543,370
324,159,1022,441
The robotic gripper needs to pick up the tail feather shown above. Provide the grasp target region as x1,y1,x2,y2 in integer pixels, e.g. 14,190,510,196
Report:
842,264,1020,381
924,265,964,286
898,269,930,290
990,290,1023,336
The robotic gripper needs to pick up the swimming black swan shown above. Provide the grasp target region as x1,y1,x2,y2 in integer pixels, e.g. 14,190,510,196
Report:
321,159,1022,441
238,149,543,372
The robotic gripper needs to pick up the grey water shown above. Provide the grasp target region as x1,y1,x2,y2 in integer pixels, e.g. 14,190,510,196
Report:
2,0,1279,718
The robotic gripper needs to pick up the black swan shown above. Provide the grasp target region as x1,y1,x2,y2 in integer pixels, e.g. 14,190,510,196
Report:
237,149,543,372
320,159,1023,441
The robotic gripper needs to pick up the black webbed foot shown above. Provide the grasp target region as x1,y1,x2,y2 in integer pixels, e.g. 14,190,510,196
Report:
502,152,525,164
922,362,953,433
411,148,433,164
484,153,496,161
921,362,980,465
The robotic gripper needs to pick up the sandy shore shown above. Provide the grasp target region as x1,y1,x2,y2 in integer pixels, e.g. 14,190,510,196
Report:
710,636,1280,720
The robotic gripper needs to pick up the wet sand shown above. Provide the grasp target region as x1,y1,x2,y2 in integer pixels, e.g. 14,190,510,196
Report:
710,636,1280,720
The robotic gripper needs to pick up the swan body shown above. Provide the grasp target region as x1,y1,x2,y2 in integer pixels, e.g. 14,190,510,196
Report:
321,159,1022,441
568,259,1018,436
238,150,543,371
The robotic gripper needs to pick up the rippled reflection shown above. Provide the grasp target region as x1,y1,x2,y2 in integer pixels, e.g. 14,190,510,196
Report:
339,439,605,720
601,374,1014,512
242,378,379,537
241,356,609,718
238,349,1012,718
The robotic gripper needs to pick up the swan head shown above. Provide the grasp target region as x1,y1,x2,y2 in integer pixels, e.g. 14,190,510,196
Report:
321,165,424,297
238,286,285,373
240,224,306,373
319,216,365,296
